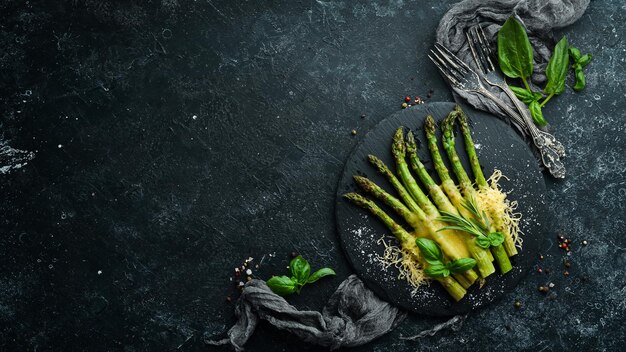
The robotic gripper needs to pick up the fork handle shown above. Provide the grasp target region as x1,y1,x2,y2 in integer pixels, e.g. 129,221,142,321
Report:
476,88,566,178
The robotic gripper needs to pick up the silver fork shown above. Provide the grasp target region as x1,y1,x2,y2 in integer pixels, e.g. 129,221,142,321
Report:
466,25,566,158
428,43,565,178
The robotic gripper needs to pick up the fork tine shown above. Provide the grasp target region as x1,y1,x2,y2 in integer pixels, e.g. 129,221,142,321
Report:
475,26,495,72
434,42,472,72
428,52,458,84
466,30,484,73
469,27,489,73
430,49,465,82
471,26,494,72
428,54,461,87
432,45,468,80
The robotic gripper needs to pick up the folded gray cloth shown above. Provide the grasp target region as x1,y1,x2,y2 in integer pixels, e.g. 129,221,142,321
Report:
435,0,590,123
207,275,406,351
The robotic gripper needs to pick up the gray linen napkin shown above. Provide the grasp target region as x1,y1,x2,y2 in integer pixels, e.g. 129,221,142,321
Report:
207,275,406,351
207,1,590,350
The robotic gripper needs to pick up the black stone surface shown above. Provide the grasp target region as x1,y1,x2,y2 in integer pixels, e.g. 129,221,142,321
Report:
336,102,545,316
0,1,624,351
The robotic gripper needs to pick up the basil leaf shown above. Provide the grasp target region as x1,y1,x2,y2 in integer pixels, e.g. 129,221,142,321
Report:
424,263,450,278
415,238,443,262
475,236,491,249
497,17,534,79
509,86,536,104
528,100,547,126
289,256,310,284
267,275,297,296
544,36,570,95
568,47,581,61
578,53,592,67
307,268,336,283
488,232,505,247
573,66,586,91
447,258,477,274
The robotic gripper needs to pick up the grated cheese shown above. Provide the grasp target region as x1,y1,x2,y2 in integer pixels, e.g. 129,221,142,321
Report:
475,169,523,249
376,235,428,295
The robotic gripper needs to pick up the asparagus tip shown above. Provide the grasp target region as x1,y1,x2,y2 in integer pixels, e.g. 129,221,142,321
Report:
405,130,417,154
352,175,375,193
440,110,456,135
343,192,374,210
424,115,436,134
455,106,470,128
392,127,406,158
367,154,390,175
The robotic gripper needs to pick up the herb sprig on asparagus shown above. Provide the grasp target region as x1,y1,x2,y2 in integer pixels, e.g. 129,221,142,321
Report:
344,105,522,301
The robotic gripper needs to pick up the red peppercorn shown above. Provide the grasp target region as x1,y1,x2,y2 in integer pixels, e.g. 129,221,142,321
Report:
404,96,411,103
537,268,543,273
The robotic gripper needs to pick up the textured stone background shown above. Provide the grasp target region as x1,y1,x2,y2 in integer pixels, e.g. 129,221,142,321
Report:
0,0,624,351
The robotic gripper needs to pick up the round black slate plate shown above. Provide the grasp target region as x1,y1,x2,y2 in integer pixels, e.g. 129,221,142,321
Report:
335,102,548,316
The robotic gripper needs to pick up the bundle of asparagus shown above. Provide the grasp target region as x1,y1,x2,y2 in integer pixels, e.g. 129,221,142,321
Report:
344,105,521,302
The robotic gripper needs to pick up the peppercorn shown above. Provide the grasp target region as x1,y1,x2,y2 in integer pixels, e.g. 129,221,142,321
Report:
539,255,544,260
360,114,366,118
226,296,232,302
291,251,298,258
401,103,408,109
538,286,548,293
537,268,543,273
351,129,357,136
514,300,522,309
564,271,570,276
404,96,411,103
564,261,571,268
582,240,588,245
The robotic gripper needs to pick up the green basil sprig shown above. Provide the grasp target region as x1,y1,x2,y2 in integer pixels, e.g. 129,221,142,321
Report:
415,238,477,278
266,255,335,296
569,47,592,91
497,17,592,126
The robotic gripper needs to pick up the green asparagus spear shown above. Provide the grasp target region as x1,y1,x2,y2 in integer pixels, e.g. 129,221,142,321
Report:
343,192,467,301
457,107,518,256
455,106,487,188
406,130,495,278
440,110,475,200
392,127,438,218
